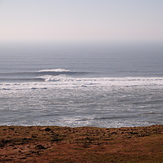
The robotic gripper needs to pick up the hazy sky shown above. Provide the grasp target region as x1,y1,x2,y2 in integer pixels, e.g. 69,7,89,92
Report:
0,0,163,43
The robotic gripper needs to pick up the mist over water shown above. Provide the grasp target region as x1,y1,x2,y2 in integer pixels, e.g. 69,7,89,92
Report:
0,43,163,127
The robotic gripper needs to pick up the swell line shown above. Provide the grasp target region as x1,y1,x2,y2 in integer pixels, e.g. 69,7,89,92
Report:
0,69,88,77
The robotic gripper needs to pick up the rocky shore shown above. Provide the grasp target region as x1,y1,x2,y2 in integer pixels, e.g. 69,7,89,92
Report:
0,125,163,163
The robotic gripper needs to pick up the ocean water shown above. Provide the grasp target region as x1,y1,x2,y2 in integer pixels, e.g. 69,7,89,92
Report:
0,43,163,128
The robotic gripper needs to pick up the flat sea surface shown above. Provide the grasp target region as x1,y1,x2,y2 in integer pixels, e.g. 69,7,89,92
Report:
0,42,163,127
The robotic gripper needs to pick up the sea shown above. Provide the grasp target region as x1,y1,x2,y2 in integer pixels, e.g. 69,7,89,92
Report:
0,42,163,128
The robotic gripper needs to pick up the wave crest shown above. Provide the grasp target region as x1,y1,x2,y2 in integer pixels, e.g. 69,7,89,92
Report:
38,69,71,72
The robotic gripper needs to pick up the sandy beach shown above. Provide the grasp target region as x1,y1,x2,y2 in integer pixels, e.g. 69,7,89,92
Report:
0,125,162,163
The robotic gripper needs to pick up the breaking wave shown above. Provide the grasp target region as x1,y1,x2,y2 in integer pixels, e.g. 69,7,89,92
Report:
37,74,71,82
1,68,163,86
1,76,163,91
0,68,89,82
37,75,163,84
38,69,71,72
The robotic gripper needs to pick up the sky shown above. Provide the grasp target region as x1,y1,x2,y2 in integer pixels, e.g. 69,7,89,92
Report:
0,0,163,43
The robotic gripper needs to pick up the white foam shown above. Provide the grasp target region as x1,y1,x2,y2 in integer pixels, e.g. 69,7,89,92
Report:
39,76,163,87
38,68,71,72
0,76,163,127
1,77,163,91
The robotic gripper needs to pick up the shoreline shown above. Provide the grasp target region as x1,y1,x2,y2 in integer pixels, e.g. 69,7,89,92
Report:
0,125,163,162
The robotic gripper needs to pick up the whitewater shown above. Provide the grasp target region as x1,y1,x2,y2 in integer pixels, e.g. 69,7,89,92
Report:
0,43,163,127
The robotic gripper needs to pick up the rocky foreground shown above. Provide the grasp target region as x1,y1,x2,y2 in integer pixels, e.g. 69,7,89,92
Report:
0,125,163,163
